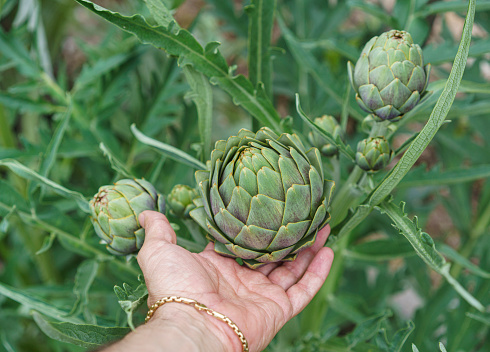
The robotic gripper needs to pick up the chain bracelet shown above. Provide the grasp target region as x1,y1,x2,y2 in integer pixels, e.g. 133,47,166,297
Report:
145,296,249,352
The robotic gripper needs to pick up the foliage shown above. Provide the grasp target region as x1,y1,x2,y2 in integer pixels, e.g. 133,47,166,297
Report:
0,0,489,351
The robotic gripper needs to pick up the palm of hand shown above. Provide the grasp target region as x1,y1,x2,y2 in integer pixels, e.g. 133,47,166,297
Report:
137,211,334,352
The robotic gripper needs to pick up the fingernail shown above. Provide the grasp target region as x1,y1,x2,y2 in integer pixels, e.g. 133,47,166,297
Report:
138,212,146,227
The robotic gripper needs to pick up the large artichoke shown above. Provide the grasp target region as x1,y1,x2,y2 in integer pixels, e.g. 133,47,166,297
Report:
90,179,165,255
308,115,343,157
168,184,199,218
355,137,393,172
348,30,431,121
190,128,335,269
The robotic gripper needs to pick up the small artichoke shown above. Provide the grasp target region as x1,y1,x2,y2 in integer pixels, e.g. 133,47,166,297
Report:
348,30,431,121
90,179,165,255
190,127,335,269
168,184,199,218
355,137,393,172
308,115,343,157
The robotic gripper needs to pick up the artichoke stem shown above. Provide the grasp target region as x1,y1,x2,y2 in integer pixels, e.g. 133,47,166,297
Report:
329,166,364,228
300,231,351,334
369,119,390,138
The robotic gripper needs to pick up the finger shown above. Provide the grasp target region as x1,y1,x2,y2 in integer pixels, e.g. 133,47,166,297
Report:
202,242,215,252
257,262,280,276
286,247,334,317
139,211,177,246
267,225,331,290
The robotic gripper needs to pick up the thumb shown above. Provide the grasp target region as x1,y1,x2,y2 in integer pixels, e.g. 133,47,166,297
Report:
139,210,177,247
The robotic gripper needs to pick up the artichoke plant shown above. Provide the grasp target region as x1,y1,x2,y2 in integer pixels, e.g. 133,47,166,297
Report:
90,179,165,255
308,115,343,157
348,30,431,121
355,137,393,172
190,128,335,269
168,184,199,218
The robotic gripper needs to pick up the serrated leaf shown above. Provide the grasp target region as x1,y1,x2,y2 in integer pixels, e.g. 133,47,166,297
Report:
32,312,129,348
378,200,485,312
388,321,414,352
73,0,281,130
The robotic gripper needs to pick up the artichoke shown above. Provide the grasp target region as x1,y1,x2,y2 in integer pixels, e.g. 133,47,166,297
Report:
90,179,165,255
190,128,335,269
348,30,431,121
355,137,393,172
308,115,343,157
168,184,199,218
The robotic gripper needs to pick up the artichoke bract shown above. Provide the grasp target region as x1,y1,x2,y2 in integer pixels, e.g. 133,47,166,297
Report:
355,137,393,172
348,30,431,121
168,184,198,218
190,128,335,269
90,179,165,256
308,115,343,157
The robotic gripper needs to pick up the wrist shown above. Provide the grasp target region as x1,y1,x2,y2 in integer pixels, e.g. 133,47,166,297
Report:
150,301,243,352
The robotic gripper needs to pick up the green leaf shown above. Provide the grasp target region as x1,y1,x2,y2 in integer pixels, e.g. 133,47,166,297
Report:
388,321,415,352
114,279,148,330
278,16,363,121
72,0,281,130
71,260,99,324
466,312,490,326
0,282,82,323
144,0,174,28
0,159,90,213
347,1,397,26
368,0,476,208
346,239,416,261
99,143,133,178
39,103,73,178
131,124,206,170
0,28,40,78
416,0,490,17
295,95,355,160
247,0,276,98
347,310,392,348
377,200,485,312
32,312,129,348
0,179,30,215
439,244,490,279
183,66,213,160
398,164,490,188
424,38,490,65
0,93,65,113
35,233,56,255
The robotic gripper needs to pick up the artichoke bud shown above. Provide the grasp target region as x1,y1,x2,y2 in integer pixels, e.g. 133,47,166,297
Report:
167,184,199,219
308,115,343,157
355,137,393,172
348,30,431,121
89,179,165,256
190,127,335,269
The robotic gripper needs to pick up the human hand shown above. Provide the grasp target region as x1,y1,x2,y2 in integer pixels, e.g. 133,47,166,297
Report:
137,210,334,352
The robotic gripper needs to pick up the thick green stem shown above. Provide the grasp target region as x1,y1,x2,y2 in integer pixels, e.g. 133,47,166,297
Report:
300,231,351,334
329,166,364,227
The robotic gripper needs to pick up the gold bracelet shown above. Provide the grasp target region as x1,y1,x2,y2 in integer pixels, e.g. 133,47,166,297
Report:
145,296,249,352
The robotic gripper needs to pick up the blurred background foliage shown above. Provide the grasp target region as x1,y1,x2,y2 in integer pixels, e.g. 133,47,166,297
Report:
0,0,489,351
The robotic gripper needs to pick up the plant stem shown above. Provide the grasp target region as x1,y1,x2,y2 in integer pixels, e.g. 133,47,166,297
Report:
329,166,364,227
300,230,351,334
